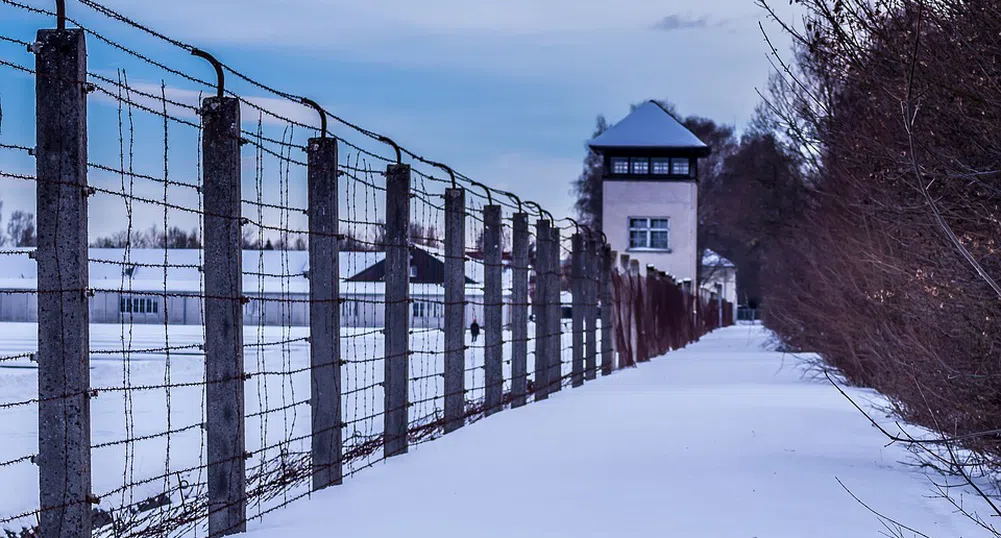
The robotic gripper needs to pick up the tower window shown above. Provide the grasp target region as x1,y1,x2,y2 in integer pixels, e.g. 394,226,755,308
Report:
630,158,649,175
611,158,629,175
651,158,671,175
628,217,670,250
671,158,690,176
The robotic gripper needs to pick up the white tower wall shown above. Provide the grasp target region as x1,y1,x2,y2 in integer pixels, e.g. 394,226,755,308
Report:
602,180,697,282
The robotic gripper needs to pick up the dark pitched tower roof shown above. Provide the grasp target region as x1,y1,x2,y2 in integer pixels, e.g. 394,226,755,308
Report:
588,100,710,154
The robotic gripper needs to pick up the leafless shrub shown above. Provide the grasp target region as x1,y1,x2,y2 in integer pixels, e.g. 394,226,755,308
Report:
756,0,1001,531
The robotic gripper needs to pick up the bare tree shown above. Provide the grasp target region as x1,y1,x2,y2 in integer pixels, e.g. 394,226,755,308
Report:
242,227,262,250
6,210,35,247
408,221,441,248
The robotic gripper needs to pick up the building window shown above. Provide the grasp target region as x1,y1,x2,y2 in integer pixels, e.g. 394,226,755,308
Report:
630,158,649,175
410,301,439,318
120,295,159,314
671,158,690,176
628,218,670,250
651,158,671,175
611,158,629,175
341,300,359,318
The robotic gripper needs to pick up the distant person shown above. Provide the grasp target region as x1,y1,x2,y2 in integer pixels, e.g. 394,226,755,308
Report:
470,319,481,343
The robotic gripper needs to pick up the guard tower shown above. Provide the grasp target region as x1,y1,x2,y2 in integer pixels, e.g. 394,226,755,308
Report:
588,101,711,281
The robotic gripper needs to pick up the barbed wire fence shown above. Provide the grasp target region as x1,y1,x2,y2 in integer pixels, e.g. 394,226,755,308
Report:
0,2,735,538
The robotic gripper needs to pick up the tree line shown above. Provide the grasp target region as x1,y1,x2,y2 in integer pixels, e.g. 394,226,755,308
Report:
92,222,445,251
0,199,503,254
752,0,1001,498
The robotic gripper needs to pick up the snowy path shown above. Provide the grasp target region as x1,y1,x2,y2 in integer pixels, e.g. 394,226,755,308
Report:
244,324,988,538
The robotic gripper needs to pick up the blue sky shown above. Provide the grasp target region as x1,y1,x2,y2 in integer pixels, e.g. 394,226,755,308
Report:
0,0,797,239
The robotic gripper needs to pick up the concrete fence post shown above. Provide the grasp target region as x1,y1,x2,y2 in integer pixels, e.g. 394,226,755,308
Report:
443,188,465,433
641,264,656,363
35,27,91,538
306,137,342,490
533,219,551,400
384,164,411,457
483,204,503,416
682,279,694,343
628,260,642,365
584,236,598,381
548,226,562,392
201,95,246,536
570,233,585,388
716,283,724,330
617,254,631,368
600,247,615,375
510,212,529,407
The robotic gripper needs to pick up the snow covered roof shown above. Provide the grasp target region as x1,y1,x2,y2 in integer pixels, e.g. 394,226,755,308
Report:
588,101,709,152
702,249,736,269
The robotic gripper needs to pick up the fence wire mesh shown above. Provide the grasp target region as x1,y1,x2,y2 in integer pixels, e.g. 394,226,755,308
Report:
0,2,734,537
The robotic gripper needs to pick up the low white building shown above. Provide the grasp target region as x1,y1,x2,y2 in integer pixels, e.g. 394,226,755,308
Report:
0,247,522,328
700,249,738,320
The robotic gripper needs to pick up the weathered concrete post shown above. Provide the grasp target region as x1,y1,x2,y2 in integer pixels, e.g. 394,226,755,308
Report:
618,254,634,368
600,246,615,376
202,94,246,535
483,205,504,415
680,278,696,342
584,236,598,380
570,233,585,388
682,279,694,344
641,264,656,363
35,27,91,538
716,283,724,330
510,212,529,407
443,188,465,433
548,226,562,392
628,259,642,365
384,164,411,457
307,137,342,490
533,219,551,400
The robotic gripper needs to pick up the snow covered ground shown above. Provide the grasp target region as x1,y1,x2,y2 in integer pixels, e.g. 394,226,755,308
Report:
238,324,990,538
0,320,571,535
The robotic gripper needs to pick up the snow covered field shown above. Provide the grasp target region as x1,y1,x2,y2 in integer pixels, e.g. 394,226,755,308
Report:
236,324,990,538
0,320,577,535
